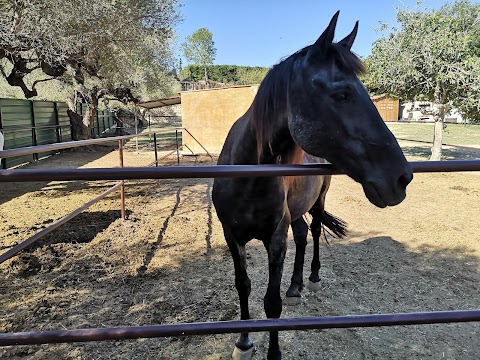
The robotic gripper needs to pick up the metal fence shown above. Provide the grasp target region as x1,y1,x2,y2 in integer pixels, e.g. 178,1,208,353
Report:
0,138,479,348
0,98,116,169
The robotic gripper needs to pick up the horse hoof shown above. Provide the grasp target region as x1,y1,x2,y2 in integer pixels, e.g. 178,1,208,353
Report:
307,280,321,291
232,345,254,360
284,296,301,306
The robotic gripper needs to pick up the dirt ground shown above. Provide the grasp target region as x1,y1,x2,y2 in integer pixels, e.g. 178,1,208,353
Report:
1,140,480,360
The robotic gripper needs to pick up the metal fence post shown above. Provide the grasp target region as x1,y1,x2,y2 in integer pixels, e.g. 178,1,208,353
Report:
30,101,38,161
135,109,139,153
53,102,61,143
153,133,158,167
118,139,126,220
96,109,100,137
0,105,5,169
175,129,180,165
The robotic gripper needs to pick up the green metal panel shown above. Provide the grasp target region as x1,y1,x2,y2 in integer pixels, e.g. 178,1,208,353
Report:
33,101,56,126
56,102,72,142
0,99,34,128
1,98,114,167
33,102,57,158
0,99,34,167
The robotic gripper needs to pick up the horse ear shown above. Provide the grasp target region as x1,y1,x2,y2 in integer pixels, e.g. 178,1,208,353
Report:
307,11,339,62
338,21,359,50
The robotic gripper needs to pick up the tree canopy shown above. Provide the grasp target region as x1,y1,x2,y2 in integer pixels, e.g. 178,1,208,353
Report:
181,28,216,82
364,0,480,159
179,64,269,85
0,0,181,139
1,0,180,98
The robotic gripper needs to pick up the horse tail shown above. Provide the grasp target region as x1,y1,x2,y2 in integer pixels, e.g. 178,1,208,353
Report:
320,211,347,238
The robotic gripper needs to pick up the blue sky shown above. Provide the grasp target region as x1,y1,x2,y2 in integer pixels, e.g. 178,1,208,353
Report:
176,0,466,67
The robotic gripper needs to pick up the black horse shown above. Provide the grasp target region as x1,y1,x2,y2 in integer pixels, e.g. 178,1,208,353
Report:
212,12,413,360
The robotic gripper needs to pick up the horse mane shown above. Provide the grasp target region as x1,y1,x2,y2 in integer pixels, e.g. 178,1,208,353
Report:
251,42,365,162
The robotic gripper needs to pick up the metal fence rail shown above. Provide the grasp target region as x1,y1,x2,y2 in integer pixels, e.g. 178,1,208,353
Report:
1,310,480,346
0,135,479,351
0,129,185,265
0,160,479,183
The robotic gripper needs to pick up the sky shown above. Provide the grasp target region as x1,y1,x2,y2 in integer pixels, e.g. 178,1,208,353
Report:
176,0,465,67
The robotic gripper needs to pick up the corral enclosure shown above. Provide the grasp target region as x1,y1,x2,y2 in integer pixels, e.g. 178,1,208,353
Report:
0,131,479,359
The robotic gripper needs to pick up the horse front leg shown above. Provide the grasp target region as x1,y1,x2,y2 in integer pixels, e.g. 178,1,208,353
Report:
264,216,289,360
223,226,254,360
285,217,308,305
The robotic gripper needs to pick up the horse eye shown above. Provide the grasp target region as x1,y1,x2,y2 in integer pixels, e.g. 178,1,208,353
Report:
332,92,350,102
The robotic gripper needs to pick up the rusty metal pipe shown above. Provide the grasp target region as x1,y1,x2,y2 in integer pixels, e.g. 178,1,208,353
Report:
175,129,180,165
0,128,183,159
0,161,479,183
153,133,158,167
118,140,126,220
0,309,479,346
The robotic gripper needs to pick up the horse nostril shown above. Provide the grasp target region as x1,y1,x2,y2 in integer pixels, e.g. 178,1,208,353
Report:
398,171,413,188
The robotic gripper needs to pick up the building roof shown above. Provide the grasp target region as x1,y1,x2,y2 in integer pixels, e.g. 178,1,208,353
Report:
136,95,181,109
136,85,259,110
371,94,399,101
180,84,258,94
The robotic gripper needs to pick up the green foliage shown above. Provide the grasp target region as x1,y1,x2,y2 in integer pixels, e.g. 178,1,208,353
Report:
0,59,72,100
0,0,181,102
364,0,480,122
181,28,217,67
179,64,269,85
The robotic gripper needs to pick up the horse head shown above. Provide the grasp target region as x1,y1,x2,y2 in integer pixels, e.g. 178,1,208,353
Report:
287,12,413,208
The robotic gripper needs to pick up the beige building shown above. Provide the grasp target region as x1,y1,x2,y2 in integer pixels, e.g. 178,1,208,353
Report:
180,85,258,154
140,87,410,156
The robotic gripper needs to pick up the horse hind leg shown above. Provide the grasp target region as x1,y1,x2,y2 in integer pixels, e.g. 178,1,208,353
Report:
307,210,322,291
223,228,254,359
285,217,308,305
308,204,347,292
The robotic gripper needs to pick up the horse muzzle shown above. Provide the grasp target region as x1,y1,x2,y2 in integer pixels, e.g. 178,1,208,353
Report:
361,169,413,208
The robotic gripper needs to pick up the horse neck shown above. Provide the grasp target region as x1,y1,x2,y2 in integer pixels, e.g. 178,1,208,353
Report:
255,111,303,165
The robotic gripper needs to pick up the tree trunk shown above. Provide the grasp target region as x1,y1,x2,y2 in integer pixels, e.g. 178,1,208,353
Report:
66,93,98,141
430,103,446,161
66,97,84,141
81,101,98,139
430,117,444,160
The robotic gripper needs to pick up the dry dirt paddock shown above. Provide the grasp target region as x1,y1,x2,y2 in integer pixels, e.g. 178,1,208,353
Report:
0,141,479,360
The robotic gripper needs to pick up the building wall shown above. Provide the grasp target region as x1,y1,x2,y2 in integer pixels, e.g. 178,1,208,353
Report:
181,85,258,154
372,96,399,122
400,101,464,123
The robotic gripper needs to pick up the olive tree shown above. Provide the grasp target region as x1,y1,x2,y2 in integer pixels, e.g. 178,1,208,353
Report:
0,0,180,139
365,0,480,160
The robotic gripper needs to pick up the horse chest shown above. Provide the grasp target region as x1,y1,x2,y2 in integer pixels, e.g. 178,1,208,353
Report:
213,178,287,240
